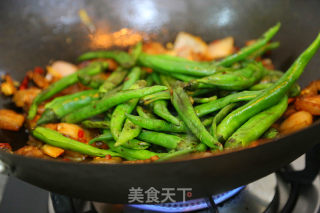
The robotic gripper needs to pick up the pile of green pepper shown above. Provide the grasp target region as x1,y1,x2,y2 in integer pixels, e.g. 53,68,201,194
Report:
30,23,320,162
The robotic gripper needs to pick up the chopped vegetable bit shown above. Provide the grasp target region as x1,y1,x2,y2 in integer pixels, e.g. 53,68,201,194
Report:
1,75,16,96
41,144,64,158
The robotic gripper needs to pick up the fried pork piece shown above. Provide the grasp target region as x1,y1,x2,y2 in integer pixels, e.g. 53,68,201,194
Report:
0,109,25,131
0,74,16,96
294,80,320,115
173,32,208,60
280,111,313,134
143,42,167,55
27,70,49,89
15,145,47,158
41,144,64,158
13,87,41,108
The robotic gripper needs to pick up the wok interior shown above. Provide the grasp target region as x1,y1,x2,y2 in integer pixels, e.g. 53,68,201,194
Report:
1,0,320,151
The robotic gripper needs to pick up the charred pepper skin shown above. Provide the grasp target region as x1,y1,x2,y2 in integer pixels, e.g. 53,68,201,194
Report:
217,33,320,141
171,85,223,150
28,61,108,120
225,96,288,148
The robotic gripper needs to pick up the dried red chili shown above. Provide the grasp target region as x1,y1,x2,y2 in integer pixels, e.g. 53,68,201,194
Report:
19,76,29,90
34,67,44,74
78,130,85,138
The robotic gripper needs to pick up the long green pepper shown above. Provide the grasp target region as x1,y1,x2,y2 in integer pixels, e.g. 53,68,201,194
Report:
217,33,320,141
37,90,99,125
171,85,223,150
28,61,108,119
63,83,167,123
33,127,122,157
225,96,288,148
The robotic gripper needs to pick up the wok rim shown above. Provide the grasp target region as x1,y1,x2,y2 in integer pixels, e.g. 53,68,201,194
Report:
1,116,319,169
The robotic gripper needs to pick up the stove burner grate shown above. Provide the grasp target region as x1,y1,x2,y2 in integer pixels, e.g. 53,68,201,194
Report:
129,186,245,212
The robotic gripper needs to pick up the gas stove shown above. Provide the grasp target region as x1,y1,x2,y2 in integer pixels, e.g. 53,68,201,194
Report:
0,147,319,213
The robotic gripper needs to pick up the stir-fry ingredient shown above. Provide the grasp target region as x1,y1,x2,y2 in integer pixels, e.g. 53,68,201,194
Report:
1,23,320,163
0,109,25,131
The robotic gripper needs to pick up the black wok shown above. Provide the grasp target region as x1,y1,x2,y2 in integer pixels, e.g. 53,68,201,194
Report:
0,0,320,203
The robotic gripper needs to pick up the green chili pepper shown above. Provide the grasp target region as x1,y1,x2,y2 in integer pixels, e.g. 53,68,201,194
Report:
146,74,154,86
188,62,265,90
217,33,320,141
106,141,161,160
89,130,150,150
121,139,150,150
78,73,105,89
138,23,280,77
136,106,156,119
249,42,280,59
201,117,214,127
110,80,144,139
28,61,108,120
156,149,195,162
171,85,223,150
153,100,181,125
210,103,239,139
63,83,167,123
195,90,262,117
126,114,187,132
131,42,143,62
122,67,142,90
115,119,142,147
262,127,279,139
137,130,182,149
99,67,128,94
187,88,216,97
216,23,281,67
139,53,226,77
170,73,197,82
151,72,161,84
33,127,121,157
81,120,110,129
89,130,114,144
193,95,218,104
141,90,170,105
37,90,100,125
78,50,135,68
249,82,274,90
225,96,288,148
